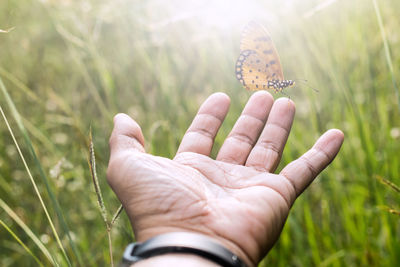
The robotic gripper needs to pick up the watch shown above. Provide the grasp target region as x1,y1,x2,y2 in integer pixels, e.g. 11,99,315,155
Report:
120,232,247,267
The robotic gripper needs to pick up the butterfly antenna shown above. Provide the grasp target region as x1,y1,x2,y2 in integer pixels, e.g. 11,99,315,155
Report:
293,78,319,93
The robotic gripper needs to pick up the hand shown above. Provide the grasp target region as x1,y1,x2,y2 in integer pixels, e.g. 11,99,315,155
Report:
107,91,344,267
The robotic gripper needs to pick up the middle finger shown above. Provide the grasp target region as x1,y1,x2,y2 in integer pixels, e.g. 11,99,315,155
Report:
216,91,274,164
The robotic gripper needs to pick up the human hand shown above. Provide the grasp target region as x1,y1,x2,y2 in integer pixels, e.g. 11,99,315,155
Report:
107,91,344,267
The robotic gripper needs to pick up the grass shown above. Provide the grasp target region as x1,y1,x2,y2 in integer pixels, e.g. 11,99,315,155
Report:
1,0,400,266
88,127,122,267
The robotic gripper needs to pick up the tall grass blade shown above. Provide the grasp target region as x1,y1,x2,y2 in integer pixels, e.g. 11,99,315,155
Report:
0,67,41,103
0,218,45,267
372,0,400,110
303,0,338,18
0,77,77,266
22,117,58,155
47,88,89,148
0,198,57,266
58,32,112,121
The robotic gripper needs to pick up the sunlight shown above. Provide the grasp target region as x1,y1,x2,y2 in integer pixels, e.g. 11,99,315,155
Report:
148,0,281,31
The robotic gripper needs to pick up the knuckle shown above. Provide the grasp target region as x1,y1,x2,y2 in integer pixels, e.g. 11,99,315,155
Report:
258,139,281,156
230,131,256,146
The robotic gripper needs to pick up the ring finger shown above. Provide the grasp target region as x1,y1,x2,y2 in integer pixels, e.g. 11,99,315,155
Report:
245,97,295,172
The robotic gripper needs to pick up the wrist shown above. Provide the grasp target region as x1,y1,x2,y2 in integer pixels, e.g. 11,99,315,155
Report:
134,228,255,267
123,231,253,267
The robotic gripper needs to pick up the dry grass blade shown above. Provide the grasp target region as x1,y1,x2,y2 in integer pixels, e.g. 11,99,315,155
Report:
88,127,109,226
379,205,400,217
0,26,15,33
376,175,400,194
111,205,123,226
388,209,400,216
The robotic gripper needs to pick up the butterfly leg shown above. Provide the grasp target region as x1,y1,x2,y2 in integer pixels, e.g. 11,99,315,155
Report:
280,89,290,99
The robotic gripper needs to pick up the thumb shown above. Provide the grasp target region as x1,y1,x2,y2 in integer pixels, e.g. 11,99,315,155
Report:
109,113,145,157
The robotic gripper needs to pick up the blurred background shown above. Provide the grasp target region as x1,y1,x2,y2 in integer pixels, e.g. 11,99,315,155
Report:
1,0,400,266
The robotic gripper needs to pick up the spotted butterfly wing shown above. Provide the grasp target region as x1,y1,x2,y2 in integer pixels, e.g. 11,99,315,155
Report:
236,50,271,90
236,21,293,91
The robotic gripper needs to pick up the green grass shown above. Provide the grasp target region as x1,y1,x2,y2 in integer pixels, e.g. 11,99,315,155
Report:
1,0,400,266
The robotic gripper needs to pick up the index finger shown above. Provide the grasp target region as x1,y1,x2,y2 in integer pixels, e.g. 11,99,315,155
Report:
176,92,230,156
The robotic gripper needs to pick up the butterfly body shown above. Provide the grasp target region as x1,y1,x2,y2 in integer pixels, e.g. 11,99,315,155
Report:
236,22,294,92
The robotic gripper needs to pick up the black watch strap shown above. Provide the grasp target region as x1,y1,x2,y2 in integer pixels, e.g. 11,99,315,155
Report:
120,232,247,267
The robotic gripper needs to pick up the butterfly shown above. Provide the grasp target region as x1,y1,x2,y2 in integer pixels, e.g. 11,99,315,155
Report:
235,21,295,92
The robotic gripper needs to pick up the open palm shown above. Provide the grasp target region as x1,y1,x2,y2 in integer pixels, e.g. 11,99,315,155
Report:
107,91,344,266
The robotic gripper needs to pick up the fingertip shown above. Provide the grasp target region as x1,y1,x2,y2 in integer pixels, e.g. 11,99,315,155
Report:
327,128,345,140
250,90,274,106
320,129,344,144
113,113,132,124
252,90,274,100
113,113,125,120
198,92,231,121
110,113,145,149
267,97,296,124
113,113,142,131
313,129,344,157
209,92,231,105
275,97,296,111
328,128,345,148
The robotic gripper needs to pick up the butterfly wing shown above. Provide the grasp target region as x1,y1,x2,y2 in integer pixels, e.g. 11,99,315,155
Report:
236,50,278,90
239,21,284,81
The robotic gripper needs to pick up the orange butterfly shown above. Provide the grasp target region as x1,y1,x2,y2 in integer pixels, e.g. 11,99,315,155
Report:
235,21,295,92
